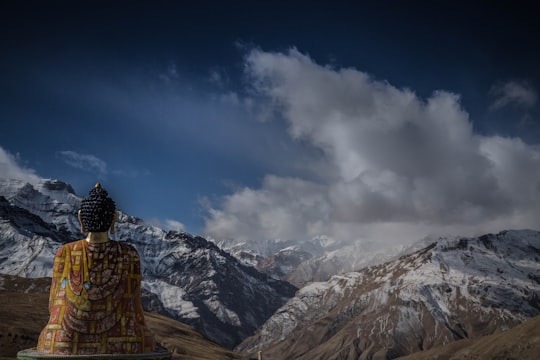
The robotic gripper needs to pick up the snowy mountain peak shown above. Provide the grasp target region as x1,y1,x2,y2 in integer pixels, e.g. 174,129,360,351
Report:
40,179,76,194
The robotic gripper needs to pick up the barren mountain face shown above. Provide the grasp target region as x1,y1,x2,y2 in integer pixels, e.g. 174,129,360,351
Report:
396,314,540,360
237,230,540,359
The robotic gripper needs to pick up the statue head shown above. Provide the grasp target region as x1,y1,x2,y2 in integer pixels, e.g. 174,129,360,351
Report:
78,183,116,233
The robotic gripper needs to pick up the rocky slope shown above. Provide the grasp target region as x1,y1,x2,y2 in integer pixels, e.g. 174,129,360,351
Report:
237,230,540,359
396,314,540,360
0,178,297,349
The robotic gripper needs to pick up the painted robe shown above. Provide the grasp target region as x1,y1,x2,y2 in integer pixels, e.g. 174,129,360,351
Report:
37,239,155,354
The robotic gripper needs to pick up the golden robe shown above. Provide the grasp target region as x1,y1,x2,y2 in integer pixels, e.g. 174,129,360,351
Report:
37,239,155,355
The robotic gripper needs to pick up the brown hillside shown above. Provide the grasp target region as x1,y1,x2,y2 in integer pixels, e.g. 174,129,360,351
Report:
237,233,540,359
396,314,540,360
0,275,247,360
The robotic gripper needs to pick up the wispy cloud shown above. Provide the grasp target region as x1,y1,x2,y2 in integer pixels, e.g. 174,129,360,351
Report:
159,62,180,83
147,218,186,232
489,80,538,110
57,150,107,176
0,146,41,184
57,151,151,179
203,48,540,248
165,219,186,232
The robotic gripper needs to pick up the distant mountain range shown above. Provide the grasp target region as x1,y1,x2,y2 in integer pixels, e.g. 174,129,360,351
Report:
236,230,540,359
215,230,438,288
0,178,296,349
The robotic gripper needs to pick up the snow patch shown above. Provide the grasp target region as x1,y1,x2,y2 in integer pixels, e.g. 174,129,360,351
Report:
142,278,199,319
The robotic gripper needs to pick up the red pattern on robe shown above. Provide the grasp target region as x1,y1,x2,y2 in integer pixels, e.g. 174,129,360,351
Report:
37,239,155,355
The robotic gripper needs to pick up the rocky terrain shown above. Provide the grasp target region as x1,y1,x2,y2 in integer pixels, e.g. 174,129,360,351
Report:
396,314,540,360
237,230,540,359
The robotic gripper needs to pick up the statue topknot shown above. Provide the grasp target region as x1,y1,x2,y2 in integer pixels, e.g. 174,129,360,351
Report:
79,183,116,232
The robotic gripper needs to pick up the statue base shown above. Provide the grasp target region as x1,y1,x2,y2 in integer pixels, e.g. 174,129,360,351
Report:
17,349,172,360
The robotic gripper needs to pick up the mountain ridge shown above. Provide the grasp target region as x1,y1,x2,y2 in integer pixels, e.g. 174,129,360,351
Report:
237,229,540,359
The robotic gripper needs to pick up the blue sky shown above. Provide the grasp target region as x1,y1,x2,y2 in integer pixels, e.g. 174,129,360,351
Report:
1,1,539,247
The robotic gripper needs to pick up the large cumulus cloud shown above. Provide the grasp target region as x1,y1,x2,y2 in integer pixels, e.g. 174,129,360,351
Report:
204,48,540,247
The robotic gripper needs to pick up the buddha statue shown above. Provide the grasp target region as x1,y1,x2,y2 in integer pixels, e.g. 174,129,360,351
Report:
32,183,159,356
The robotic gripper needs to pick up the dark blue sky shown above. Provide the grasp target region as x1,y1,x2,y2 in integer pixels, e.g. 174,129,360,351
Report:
1,1,539,242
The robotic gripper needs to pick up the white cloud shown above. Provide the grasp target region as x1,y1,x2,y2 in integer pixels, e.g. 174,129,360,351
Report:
204,175,330,242
0,146,41,184
489,80,538,110
204,48,540,247
57,150,107,175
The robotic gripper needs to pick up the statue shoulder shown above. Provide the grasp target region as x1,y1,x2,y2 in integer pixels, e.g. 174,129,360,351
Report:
55,239,85,256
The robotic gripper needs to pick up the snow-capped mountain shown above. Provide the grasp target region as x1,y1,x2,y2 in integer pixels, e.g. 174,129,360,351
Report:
0,178,297,349
215,232,439,288
236,230,540,359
